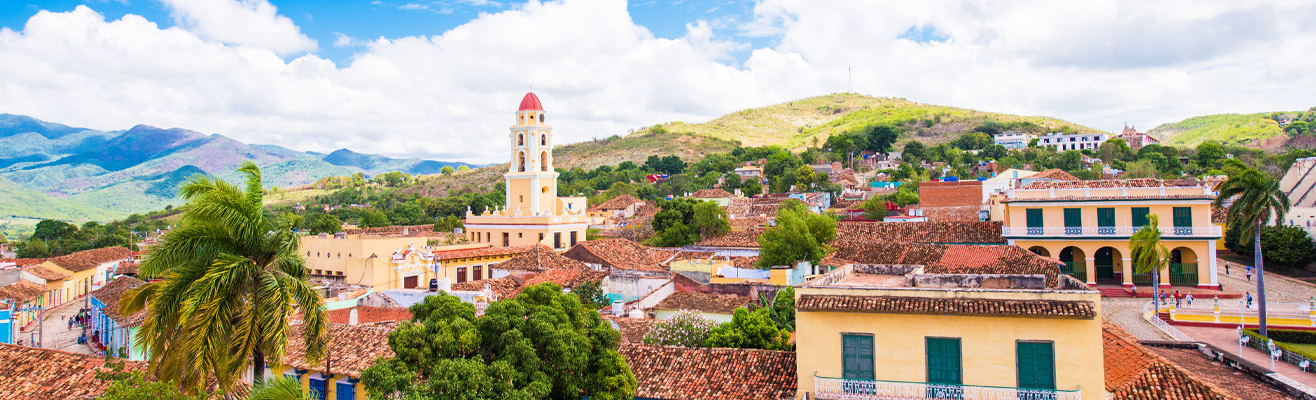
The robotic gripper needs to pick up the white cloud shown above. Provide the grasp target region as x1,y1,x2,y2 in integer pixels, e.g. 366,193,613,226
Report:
157,0,316,55
0,0,1314,165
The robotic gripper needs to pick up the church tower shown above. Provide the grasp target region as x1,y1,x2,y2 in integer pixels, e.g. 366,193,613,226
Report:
505,92,558,216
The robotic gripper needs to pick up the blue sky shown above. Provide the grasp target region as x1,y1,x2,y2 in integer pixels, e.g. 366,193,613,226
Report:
0,0,1312,163
2,0,769,66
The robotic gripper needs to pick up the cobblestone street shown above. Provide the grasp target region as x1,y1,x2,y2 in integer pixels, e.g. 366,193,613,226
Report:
1101,297,1168,340
1218,262,1316,304
34,298,95,355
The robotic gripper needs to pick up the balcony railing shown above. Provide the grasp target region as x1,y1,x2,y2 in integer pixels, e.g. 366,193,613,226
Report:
814,375,1081,400
1003,225,1221,238
1060,262,1085,279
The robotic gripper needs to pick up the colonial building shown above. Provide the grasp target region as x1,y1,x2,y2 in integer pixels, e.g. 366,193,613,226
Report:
795,263,1104,400
1037,132,1108,151
998,179,1221,289
464,93,589,250
993,131,1036,149
299,230,484,290
1116,124,1159,150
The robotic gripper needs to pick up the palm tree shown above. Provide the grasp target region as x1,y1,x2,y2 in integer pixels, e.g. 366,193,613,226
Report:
122,161,327,393
1130,214,1170,313
1215,168,1290,336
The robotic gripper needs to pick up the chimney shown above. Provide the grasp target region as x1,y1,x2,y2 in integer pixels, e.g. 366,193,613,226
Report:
349,308,359,325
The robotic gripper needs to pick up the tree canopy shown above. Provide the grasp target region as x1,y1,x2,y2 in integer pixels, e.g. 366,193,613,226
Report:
757,200,837,267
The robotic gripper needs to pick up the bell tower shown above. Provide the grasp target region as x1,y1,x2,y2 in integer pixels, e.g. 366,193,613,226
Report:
505,92,558,216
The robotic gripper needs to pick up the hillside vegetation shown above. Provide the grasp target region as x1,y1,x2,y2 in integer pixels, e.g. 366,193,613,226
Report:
1151,110,1314,151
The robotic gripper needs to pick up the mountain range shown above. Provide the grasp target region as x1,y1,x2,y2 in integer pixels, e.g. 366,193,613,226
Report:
0,113,481,223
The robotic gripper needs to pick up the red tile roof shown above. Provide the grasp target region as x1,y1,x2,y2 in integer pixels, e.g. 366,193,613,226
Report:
0,343,147,400
1,258,46,267
449,276,523,299
594,194,642,211
48,247,131,273
920,206,983,222
826,241,1065,287
696,231,760,248
1003,194,1216,203
690,188,734,198
1025,177,1204,190
836,221,1005,244
652,292,751,314
326,306,412,325
494,245,590,271
284,323,394,378
22,263,70,281
518,91,543,111
113,261,138,276
342,224,448,237
1102,324,1242,400
90,277,146,327
1211,205,1228,223
797,294,1096,319
601,315,657,344
619,344,797,400
564,239,666,272
1029,168,1081,182
510,269,609,297
430,245,532,261
0,280,47,303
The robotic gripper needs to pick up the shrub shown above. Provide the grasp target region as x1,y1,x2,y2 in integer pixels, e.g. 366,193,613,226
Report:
643,310,717,347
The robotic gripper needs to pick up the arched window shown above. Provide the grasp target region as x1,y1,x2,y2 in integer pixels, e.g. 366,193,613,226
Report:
541,134,547,146
518,152,526,172
540,151,548,171
518,134,524,146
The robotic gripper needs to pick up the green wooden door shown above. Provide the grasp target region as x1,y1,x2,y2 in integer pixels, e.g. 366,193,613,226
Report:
1132,207,1150,227
1063,208,1082,235
926,338,962,385
843,335,875,380
1172,207,1193,235
1097,208,1115,235
1026,209,1043,235
1017,342,1056,390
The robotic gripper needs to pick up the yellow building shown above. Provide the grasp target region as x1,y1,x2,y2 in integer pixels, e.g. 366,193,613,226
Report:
37,247,132,306
998,179,1221,289
795,264,1104,400
464,93,588,251
300,231,485,290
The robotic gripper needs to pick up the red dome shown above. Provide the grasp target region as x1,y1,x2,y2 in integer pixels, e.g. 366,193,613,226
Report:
518,92,543,111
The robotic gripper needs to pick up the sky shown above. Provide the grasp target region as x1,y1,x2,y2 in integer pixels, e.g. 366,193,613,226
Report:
1,0,1313,164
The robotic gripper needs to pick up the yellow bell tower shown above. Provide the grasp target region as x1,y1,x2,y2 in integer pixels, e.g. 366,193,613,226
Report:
505,92,558,216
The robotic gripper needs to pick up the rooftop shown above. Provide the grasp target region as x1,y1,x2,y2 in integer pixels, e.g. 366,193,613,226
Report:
695,231,760,248
0,343,147,400
0,280,48,304
510,269,608,297
449,276,523,299
90,276,146,327
284,323,394,378
825,241,1069,287
326,306,412,325
1022,177,1204,190
564,239,667,272
601,315,657,344
48,247,131,273
594,194,642,210
518,91,543,112
837,221,1005,244
495,245,590,272
652,292,752,314
690,188,734,199
619,344,797,400
1029,168,1081,182
430,245,532,261
23,263,69,281
1102,324,1248,400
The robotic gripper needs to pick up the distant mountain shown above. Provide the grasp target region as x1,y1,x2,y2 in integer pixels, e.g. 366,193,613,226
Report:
1149,110,1315,151
0,114,482,222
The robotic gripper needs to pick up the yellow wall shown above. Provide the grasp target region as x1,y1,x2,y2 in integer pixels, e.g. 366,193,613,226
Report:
794,287,1104,400
465,224,587,250
1012,238,1212,287
276,366,366,400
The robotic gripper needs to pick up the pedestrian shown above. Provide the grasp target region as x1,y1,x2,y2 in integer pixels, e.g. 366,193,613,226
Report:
1226,262,1230,275
1246,265,1254,282
1186,293,1194,307
1174,290,1182,307
67,318,73,330
1247,292,1254,309
1131,284,1138,297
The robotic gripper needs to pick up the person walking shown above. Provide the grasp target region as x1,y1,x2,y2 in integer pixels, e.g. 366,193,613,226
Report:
1247,292,1254,309
1174,290,1182,307
1226,262,1230,275
1131,284,1138,298
1186,293,1194,307
1246,265,1254,282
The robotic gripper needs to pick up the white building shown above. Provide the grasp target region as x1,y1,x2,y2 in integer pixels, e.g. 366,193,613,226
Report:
1037,132,1108,151
993,132,1036,149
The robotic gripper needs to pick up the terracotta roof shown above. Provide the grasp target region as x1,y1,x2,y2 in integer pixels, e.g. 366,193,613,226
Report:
1,258,46,267
284,323,394,378
798,294,1095,319
48,247,131,273
826,241,1065,287
0,344,148,400
449,276,522,299
652,292,751,314
595,194,642,210
1003,194,1216,203
837,221,1005,244
1102,324,1242,400
342,224,448,237
729,216,769,229
90,277,146,327
566,239,666,272
326,306,412,325
1023,177,1207,190
829,199,861,210
601,315,657,344
0,280,47,303
725,256,759,268
518,91,543,111
494,245,590,271
1146,345,1293,400
430,245,532,261
696,231,760,248
113,261,138,276
619,344,797,400
1029,168,1081,182
691,188,734,198
920,206,983,222
632,202,660,218
511,269,609,297
23,263,70,280
1211,205,1228,224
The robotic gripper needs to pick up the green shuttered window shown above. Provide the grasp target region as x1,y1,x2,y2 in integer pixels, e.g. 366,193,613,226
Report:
1017,341,1056,390
1132,207,1150,227
926,337,962,385
843,334,875,380
1172,207,1192,227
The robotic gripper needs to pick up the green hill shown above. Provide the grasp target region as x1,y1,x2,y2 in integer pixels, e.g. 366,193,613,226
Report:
1149,112,1306,151
0,176,116,222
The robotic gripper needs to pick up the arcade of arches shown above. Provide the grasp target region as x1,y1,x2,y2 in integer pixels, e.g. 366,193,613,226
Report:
1022,241,1215,289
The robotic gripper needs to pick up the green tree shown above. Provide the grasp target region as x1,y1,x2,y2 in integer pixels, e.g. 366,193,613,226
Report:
1196,141,1226,169
690,201,730,238
649,222,699,247
386,203,428,225
761,287,795,332
302,213,343,235
1257,226,1316,269
16,239,50,258
864,124,899,153
33,219,77,240
721,173,742,190
795,165,817,190
704,308,792,351
121,162,327,393
1055,150,1083,171
458,165,471,171
902,140,926,162
642,310,716,347
1130,214,1170,313
573,280,610,309
741,180,762,197
757,200,837,267
249,376,315,400
360,285,636,400
96,358,205,400
1098,138,1133,163
433,215,464,233
954,132,991,150
1215,168,1291,336
441,166,456,175
359,208,391,227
